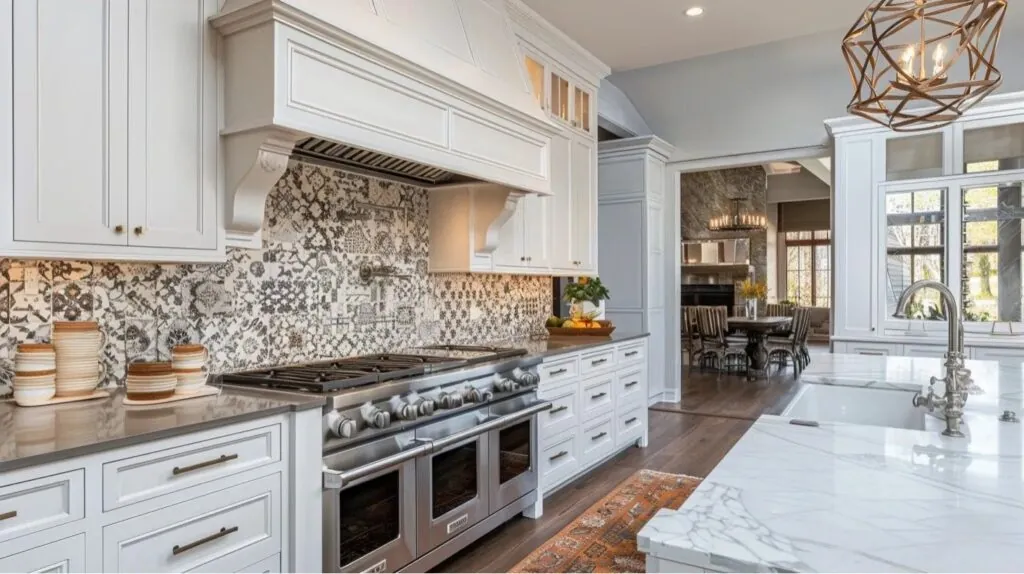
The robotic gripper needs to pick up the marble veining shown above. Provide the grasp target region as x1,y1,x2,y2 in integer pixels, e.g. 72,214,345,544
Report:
639,353,1024,573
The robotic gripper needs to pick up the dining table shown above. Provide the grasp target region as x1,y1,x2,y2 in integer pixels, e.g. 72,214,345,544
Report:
727,316,792,374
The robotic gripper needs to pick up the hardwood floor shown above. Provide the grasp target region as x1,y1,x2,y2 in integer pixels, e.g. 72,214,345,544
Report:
434,411,752,573
652,368,803,420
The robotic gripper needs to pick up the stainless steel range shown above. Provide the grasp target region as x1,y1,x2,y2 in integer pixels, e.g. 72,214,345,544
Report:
223,346,550,573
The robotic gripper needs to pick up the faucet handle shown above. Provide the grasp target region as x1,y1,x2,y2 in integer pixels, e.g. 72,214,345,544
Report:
929,375,945,388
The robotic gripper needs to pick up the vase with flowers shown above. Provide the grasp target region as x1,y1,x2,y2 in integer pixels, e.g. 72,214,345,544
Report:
738,279,767,319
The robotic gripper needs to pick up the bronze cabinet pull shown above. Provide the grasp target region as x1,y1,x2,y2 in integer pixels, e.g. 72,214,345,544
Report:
591,432,607,441
172,453,238,476
133,226,144,235
114,225,125,234
625,417,638,425
549,450,569,462
0,510,17,521
172,526,238,556
591,358,607,366
549,368,568,376
590,392,607,400
625,381,639,388
625,351,639,357
549,405,568,415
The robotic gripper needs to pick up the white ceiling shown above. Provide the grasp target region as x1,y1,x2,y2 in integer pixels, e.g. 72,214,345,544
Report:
521,0,871,71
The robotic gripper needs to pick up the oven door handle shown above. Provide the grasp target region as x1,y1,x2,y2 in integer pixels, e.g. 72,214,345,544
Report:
322,442,431,490
428,401,553,453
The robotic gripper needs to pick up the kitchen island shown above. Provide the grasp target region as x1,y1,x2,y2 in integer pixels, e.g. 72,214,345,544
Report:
638,354,1024,573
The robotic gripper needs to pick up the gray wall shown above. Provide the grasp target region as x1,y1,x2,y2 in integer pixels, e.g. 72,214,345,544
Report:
767,170,830,204
610,17,1024,161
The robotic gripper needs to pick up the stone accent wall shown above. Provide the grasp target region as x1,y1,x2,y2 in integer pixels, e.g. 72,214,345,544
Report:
0,163,552,388
681,166,768,286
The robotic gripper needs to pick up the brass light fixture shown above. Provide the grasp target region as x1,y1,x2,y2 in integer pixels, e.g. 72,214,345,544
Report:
709,198,767,233
842,0,1007,132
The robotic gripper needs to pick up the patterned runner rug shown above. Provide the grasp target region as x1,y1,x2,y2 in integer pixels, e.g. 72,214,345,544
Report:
510,469,703,573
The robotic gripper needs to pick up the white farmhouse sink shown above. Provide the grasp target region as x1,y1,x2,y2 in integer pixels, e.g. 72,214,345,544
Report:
781,384,926,430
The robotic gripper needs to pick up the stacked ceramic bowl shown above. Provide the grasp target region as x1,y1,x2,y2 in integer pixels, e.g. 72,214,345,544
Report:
172,344,209,395
12,343,57,406
126,362,178,401
52,322,106,397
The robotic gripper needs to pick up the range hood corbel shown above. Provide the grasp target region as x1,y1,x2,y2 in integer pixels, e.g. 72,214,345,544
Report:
223,128,301,249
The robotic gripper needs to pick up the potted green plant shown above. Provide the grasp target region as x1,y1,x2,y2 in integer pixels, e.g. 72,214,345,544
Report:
562,277,611,328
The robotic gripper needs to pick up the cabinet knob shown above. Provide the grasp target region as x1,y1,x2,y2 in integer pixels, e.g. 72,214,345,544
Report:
134,226,144,236
521,256,526,262
114,225,124,234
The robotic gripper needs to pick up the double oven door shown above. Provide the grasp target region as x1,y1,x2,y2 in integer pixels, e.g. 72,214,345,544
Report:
323,431,422,573
415,409,491,550
488,398,538,513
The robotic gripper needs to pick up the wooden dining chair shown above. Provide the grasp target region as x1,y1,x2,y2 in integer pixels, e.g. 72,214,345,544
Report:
695,306,746,373
768,307,812,373
682,306,703,367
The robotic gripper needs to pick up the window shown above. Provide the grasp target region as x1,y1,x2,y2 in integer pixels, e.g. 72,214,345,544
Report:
785,230,830,307
885,189,946,319
961,174,1024,323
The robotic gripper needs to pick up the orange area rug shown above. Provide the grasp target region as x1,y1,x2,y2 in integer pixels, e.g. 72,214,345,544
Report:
510,469,703,573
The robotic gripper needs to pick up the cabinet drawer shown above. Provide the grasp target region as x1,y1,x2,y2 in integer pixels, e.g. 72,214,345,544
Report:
580,375,614,419
102,473,281,573
617,342,646,365
0,469,84,543
615,367,646,410
579,348,616,377
538,385,577,440
580,416,615,469
236,553,281,573
0,533,86,573
540,431,579,490
103,424,281,511
616,404,646,448
540,356,579,386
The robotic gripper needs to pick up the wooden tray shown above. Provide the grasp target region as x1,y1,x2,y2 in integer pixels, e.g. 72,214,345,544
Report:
546,321,616,337
123,385,220,406
7,389,110,407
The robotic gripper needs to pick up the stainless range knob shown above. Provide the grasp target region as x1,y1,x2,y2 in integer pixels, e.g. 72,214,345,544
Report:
415,398,436,416
326,411,358,438
360,403,391,429
495,377,520,393
479,388,494,402
462,386,483,403
438,391,463,410
393,402,418,421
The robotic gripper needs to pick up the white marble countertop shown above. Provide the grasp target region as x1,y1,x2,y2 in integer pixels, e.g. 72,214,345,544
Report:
638,353,1024,573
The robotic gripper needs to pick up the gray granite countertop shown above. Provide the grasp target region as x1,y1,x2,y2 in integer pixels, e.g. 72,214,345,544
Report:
0,386,325,472
515,331,649,359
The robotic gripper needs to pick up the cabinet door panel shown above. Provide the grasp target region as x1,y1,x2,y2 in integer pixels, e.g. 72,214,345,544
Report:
492,202,524,268
548,130,573,270
127,0,217,249
522,194,549,268
571,135,596,273
13,0,129,246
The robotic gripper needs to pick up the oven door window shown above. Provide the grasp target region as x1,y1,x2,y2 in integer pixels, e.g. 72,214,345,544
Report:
432,441,478,518
338,470,401,567
498,420,532,485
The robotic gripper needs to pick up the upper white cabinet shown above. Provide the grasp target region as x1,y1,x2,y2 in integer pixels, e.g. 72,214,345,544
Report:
570,134,597,274
493,193,550,272
3,0,222,262
521,48,595,136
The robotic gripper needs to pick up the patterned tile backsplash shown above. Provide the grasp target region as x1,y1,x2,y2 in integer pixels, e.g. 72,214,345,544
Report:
0,163,553,387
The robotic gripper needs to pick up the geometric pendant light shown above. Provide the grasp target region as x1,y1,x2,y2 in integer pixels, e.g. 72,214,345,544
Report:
842,0,1007,132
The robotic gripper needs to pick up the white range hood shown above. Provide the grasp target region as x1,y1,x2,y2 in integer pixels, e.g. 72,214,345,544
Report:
212,0,558,248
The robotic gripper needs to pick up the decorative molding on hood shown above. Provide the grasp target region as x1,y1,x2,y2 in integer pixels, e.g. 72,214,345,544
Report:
212,0,559,249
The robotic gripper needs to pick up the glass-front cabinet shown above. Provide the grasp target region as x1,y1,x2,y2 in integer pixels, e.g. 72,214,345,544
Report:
524,54,546,110
573,86,591,132
520,51,593,134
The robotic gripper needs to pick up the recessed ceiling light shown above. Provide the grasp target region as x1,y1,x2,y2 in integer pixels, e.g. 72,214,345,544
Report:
685,6,704,17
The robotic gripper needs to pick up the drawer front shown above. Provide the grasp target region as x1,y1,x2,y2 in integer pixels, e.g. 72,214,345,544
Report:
235,553,281,573
103,424,281,511
617,341,646,365
579,348,616,377
615,367,646,410
540,356,579,387
538,385,577,440
0,469,84,543
616,404,646,448
580,416,615,469
102,473,281,573
580,376,614,419
540,431,579,490
0,533,85,573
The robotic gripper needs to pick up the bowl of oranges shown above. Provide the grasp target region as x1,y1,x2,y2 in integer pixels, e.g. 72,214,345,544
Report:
545,311,615,337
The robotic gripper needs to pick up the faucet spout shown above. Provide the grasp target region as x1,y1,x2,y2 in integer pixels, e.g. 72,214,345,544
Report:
893,280,969,438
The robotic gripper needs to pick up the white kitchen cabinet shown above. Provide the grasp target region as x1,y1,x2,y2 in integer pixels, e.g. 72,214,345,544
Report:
0,534,86,574
493,193,550,272
3,0,222,262
970,346,1024,365
833,341,901,356
547,129,574,271
571,134,597,275
537,337,650,494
